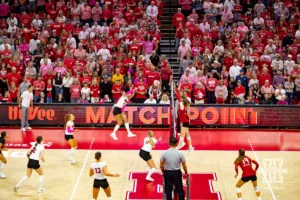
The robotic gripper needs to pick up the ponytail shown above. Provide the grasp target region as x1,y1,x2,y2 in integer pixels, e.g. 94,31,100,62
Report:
27,136,43,158
148,130,155,147
64,114,71,128
234,148,245,163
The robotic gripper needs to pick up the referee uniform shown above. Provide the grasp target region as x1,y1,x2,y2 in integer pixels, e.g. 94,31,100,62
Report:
160,137,188,200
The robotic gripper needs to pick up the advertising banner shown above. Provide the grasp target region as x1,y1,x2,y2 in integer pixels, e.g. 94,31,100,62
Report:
0,104,299,127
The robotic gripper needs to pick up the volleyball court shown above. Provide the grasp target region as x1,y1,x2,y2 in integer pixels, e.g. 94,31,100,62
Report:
1,84,300,199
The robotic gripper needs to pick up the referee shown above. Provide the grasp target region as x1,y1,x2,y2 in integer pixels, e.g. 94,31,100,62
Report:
160,137,188,200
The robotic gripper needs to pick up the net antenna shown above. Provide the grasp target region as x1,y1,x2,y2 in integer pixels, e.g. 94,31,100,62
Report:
170,80,176,138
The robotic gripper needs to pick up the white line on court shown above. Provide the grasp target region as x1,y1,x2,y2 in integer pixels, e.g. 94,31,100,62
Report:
70,138,95,200
248,139,277,200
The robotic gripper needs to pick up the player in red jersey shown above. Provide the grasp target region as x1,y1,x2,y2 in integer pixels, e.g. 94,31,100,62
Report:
234,148,261,200
174,87,194,151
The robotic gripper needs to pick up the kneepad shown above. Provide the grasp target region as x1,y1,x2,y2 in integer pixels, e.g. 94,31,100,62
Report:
255,186,260,192
186,136,191,140
236,187,241,193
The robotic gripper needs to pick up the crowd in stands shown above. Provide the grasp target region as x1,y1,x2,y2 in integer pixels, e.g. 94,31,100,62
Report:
175,0,300,105
0,0,174,104
0,0,299,106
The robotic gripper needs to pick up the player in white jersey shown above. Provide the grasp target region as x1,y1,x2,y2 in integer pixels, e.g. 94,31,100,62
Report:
110,90,136,140
139,130,161,181
14,136,46,194
90,152,120,200
64,114,78,163
0,131,8,179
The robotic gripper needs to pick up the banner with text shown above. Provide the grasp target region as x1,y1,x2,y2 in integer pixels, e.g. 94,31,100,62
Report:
0,104,299,127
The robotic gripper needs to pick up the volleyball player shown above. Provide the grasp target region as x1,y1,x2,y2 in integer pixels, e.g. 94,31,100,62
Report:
0,131,8,179
90,152,120,200
234,148,261,200
175,87,194,151
110,90,136,140
14,136,46,194
64,114,78,164
139,130,161,181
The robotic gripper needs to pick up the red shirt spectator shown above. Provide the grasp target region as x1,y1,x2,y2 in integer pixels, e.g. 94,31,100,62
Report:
7,70,22,88
258,69,272,87
112,81,123,100
173,9,185,28
146,67,161,86
135,79,148,99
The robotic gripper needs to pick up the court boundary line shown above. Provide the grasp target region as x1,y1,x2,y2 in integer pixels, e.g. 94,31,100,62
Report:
69,138,95,200
248,139,277,200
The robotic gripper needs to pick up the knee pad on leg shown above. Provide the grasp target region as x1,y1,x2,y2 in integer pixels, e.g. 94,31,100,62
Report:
186,136,191,140
236,187,241,193
255,186,260,192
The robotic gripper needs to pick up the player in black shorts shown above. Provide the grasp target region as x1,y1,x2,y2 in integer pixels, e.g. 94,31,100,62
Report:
0,131,8,179
90,152,120,200
15,136,46,194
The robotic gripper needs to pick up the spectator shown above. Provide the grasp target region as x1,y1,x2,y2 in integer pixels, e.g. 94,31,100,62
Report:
261,80,274,101
142,34,157,59
150,51,160,67
146,1,158,19
112,68,124,84
180,68,194,85
271,54,284,71
274,84,286,104
277,94,288,105
248,74,259,88
100,75,112,98
149,83,161,101
9,82,18,102
284,76,294,105
180,78,192,98
173,8,185,28
193,82,205,105
206,73,217,103
135,77,147,103
0,91,12,103
7,67,22,89
53,72,63,99
284,55,295,75
160,63,173,93
234,80,245,104
295,74,300,101
70,79,81,103
39,92,46,103
112,79,123,102
245,95,256,105
33,75,45,102
258,67,272,87
236,69,248,90
159,94,170,104
46,79,52,103
146,65,160,86
62,72,73,103
221,6,233,24
144,94,157,104
215,80,228,103
224,0,235,11
229,59,241,79
273,70,285,89
81,82,91,102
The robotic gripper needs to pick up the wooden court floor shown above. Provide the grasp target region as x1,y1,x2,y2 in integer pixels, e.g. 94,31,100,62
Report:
0,150,299,200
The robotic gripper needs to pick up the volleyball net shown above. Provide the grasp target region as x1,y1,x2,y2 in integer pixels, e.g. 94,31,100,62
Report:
170,81,177,138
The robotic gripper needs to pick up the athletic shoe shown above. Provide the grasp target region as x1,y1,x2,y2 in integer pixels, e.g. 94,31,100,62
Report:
71,159,76,164
14,186,19,192
38,188,46,194
26,126,32,130
188,147,195,152
127,132,136,137
146,167,151,172
67,151,72,161
110,133,118,140
21,128,26,132
0,173,6,179
177,142,186,150
146,176,154,182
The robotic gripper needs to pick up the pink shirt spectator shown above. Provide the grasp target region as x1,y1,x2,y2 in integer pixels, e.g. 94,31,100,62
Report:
81,5,92,20
261,85,274,94
74,49,86,58
70,84,81,98
54,67,67,77
180,74,194,85
0,3,9,17
40,64,53,76
142,41,156,55
237,26,249,33
178,45,191,59
191,47,201,57
134,77,147,85
92,6,102,22
193,75,207,89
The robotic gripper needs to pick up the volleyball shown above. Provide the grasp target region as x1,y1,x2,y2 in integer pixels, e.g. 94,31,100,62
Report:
153,80,160,87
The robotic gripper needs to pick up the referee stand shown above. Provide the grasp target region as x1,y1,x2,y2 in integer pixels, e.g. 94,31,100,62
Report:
162,174,190,200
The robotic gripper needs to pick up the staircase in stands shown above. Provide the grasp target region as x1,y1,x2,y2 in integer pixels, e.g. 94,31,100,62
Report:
159,0,180,80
